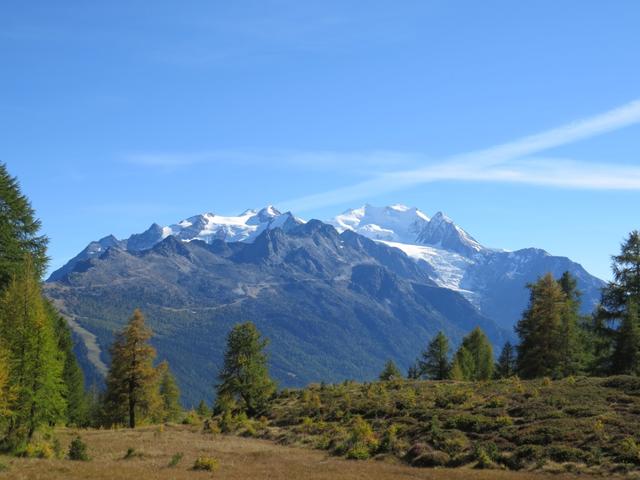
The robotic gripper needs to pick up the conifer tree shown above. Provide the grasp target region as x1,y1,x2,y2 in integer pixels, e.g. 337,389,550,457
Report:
48,305,87,426
596,231,640,374
611,299,640,375
196,399,211,417
215,322,275,417
556,272,583,376
0,164,48,289
516,273,566,378
0,342,12,423
450,346,473,380
495,342,517,378
157,361,182,422
0,258,65,444
104,309,158,428
378,359,402,381
406,362,421,380
419,331,450,380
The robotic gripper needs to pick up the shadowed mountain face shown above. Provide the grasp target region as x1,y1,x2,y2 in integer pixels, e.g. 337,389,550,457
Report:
45,221,505,405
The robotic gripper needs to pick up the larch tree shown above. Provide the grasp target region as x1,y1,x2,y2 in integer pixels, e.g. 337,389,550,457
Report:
450,327,493,381
0,163,48,289
215,322,275,417
157,361,182,422
419,331,450,380
516,273,566,378
379,359,402,381
104,309,158,428
0,258,65,444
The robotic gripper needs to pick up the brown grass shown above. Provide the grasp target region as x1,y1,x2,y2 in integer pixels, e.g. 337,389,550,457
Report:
0,425,588,480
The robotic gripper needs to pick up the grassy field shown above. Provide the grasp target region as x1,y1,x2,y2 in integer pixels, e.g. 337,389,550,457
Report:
248,376,640,477
3,376,640,478
0,424,585,480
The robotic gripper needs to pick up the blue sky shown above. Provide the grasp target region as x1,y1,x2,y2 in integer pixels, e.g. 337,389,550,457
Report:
2,1,640,280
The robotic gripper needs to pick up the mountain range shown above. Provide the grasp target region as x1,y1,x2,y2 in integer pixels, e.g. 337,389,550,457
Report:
44,205,605,405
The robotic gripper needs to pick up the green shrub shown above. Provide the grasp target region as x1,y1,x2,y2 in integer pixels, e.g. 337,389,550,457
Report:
436,431,470,456
168,452,183,467
123,447,143,460
546,444,589,463
0,461,8,472
434,387,473,408
615,436,640,464
193,456,219,471
181,409,200,425
474,446,493,469
68,436,89,461
23,442,54,459
341,416,379,460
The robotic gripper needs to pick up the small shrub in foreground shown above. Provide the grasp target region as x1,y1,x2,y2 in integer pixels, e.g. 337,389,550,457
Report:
123,447,143,460
68,436,89,461
193,456,219,471
168,452,183,467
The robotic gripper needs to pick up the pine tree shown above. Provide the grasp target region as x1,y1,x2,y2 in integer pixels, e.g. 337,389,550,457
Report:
556,272,583,376
215,322,275,417
0,164,48,289
406,362,421,380
0,258,65,444
495,342,516,378
516,273,566,378
104,309,158,428
419,331,450,380
596,231,640,375
196,399,211,417
48,305,87,426
157,361,182,422
611,299,640,375
379,360,402,381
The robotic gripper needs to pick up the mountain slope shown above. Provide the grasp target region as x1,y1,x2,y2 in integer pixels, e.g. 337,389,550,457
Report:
45,222,504,405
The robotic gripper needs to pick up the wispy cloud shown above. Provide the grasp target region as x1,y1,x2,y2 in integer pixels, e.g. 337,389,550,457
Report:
280,99,640,211
124,149,423,173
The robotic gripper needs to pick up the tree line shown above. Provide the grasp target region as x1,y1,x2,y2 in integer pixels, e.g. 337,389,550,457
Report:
393,230,640,382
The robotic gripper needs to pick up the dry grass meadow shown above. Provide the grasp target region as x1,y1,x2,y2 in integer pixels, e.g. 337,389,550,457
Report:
0,424,589,480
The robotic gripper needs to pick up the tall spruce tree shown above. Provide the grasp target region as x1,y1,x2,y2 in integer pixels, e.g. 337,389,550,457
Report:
419,331,450,380
611,299,640,375
598,231,640,375
104,309,158,428
379,359,402,381
516,273,566,378
556,271,583,376
48,304,87,426
0,258,65,444
0,163,48,289
0,342,12,423
215,322,275,417
450,327,494,380
495,342,517,379
157,361,182,422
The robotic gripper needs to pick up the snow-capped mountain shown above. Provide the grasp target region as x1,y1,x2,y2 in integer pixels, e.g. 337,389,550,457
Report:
331,204,430,244
49,203,604,332
329,204,603,329
331,204,482,256
48,206,302,281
